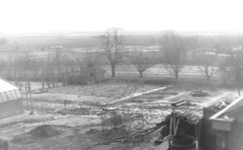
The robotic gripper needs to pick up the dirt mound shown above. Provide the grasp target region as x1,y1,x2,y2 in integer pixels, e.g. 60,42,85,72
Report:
28,125,61,138
190,90,209,97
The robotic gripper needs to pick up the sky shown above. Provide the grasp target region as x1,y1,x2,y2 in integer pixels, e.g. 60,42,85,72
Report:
0,0,243,34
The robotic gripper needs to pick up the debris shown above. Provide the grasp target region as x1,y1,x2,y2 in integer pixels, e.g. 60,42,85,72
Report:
214,101,229,110
110,112,123,127
33,89,48,94
64,99,67,107
102,107,118,111
2,140,9,150
85,126,161,150
171,100,187,107
133,143,154,150
190,90,209,97
28,125,61,138
29,110,34,115
85,129,98,134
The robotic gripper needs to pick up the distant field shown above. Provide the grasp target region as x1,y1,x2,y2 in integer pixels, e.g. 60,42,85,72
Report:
0,35,97,52
0,33,160,53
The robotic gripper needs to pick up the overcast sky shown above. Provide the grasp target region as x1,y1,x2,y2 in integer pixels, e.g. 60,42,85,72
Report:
0,0,243,34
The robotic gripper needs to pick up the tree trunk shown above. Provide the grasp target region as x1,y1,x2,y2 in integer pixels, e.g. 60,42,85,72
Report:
238,88,241,97
46,72,50,88
139,71,143,78
34,72,38,78
27,76,31,92
62,73,66,86
15,72,19,86
235,72,240,81
41,67,45,89
14,71,17,85
47,81,50,88
175,72,179,79
79,65,82,76
111,64,116,77
56,52,65,86
52,73,55,87
206,75,211,82
42,81,45,89
64,71,67,86
7,69,11,80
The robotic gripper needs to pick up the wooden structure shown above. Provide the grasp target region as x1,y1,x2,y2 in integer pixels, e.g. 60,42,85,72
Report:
0,78,23,119
200,102,228,150
210,97,243,150
67,67,105,85
79,67,105,84
155,100,198,150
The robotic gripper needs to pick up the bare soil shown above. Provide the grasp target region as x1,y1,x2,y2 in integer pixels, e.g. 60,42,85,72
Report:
48,80,160,100
0,79,239,150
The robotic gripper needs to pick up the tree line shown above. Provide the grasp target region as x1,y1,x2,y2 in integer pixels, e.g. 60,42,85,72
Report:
1,28,243,88
99,28,243,85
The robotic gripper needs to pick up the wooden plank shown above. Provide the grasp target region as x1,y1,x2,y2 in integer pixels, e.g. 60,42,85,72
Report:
109,86,170,105
154,141,169,150
212,120,232,131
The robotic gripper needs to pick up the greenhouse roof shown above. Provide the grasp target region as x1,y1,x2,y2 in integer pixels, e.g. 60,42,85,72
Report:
0,78,21,102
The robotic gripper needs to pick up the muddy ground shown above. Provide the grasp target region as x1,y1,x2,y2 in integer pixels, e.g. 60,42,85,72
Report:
0,80,239,150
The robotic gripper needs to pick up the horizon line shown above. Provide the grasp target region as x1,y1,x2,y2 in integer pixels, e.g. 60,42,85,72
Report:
1,30,243,37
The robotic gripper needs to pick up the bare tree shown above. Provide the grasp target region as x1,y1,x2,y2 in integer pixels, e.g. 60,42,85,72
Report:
51,46,66,86
0,59,9,78
99,27,126,77
226,49,243,96
45,53,56,88
195,39,218,82
31,60,41,78
215,36,243,96
225,39,243,81
37,52,55,89
37,46,48,89
13,56,19,85
128,47,157,78
0,59,6,76
0,53,24,85
16,54,35,92
75,52,83,75
4,56,15,80
160,31,186,79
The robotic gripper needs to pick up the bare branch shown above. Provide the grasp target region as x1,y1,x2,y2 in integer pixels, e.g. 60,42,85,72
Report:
98,27,127,77
160,31,186,79
127,47,157,77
